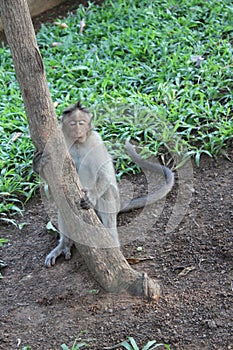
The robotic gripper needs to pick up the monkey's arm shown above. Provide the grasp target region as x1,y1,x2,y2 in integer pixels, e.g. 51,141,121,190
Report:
33,150,43,175
33,149,51,179
80,170,117,210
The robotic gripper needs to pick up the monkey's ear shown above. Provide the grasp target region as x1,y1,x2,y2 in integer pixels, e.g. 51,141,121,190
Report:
89,113,93,122
63,106,74,115
63,101,86,115
63,101,80,116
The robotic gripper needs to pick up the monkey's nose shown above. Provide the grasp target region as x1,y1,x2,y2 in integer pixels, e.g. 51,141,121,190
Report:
76,131,83,137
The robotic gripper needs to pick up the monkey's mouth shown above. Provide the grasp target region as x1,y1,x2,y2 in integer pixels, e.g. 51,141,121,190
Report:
76,136,86,143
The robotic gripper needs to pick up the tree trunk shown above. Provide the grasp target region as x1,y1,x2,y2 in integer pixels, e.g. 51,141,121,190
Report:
0,0,161,299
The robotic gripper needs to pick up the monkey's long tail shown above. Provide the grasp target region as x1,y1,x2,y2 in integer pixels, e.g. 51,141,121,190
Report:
119,141,174,213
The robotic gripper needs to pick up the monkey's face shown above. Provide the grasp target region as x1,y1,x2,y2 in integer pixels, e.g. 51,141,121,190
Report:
62,111,92,144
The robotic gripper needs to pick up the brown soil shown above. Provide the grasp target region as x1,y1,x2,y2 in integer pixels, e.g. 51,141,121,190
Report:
1,149,233,350
0,2,233,350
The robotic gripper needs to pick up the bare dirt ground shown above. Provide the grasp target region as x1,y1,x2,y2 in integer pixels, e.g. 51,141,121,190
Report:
0,148,232,350
0,1,233,349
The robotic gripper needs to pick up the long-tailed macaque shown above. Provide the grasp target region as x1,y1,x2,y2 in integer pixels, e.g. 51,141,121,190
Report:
34,102,174,267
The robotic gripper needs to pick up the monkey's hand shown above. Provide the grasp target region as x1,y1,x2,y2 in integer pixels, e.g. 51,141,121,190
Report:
80,188,96,210
33,150,43,174
33,149,51,180
33,149,50,175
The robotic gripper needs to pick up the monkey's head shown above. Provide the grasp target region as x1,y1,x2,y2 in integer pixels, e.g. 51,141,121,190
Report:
61,101,92,144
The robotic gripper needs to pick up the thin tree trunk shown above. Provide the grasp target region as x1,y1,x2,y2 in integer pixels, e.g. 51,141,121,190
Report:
0,0,161,299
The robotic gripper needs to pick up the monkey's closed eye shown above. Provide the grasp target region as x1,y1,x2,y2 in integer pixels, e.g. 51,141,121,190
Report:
69,121,77,126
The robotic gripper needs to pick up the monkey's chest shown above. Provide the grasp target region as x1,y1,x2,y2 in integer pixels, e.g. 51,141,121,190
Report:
70,153,98,187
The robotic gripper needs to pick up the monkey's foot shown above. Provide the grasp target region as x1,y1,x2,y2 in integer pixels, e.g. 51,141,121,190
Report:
45,246,72,268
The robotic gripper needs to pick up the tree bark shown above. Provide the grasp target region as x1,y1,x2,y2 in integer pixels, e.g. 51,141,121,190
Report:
0,0,161,299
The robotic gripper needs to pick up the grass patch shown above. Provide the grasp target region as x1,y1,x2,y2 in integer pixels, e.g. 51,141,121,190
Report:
22,336,170,350
0,0,232,217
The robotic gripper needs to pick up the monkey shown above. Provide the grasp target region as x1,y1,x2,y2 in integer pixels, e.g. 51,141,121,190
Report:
33,102,174,267
120,140,174,212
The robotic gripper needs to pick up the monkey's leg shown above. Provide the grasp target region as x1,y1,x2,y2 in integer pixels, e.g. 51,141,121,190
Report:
45,234,73,267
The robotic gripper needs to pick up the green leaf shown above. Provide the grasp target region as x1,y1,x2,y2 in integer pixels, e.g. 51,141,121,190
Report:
120,341,135,350
142,340,157,350
61,345,69,350
0,238,8,247
46,221,59,233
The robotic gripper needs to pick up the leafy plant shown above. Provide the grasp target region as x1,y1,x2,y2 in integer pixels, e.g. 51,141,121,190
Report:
61,341,87,350
61,333,91,350
116,337,171,350
61,331,92,349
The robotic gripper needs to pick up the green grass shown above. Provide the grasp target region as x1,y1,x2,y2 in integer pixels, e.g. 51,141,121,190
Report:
0,0,233,218
115,336,171,350
22,336,170,350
